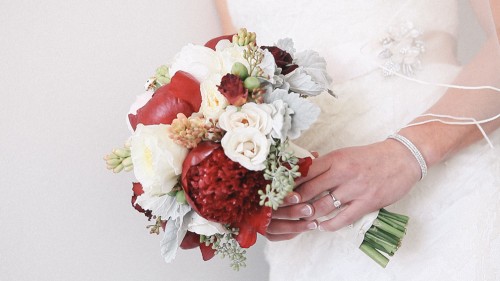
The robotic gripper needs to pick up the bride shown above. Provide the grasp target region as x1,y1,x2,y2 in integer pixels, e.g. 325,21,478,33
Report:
215,0,500,280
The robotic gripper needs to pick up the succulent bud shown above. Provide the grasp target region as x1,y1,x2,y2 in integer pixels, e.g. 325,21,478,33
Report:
231,62,249,80
232,28,256,46
243,76,260,91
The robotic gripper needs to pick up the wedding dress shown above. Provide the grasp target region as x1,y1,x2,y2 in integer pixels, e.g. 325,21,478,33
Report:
227,0,500,280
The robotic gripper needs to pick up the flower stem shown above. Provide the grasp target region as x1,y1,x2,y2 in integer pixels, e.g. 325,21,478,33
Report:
359,208,409,267
360,242,389,268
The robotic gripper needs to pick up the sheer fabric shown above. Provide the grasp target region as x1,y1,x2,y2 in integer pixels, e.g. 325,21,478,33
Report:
227,0,500,280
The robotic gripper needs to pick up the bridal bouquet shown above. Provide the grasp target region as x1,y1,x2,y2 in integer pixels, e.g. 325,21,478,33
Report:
105,28,407,270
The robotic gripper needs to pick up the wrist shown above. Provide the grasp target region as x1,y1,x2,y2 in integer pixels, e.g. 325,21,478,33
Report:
397,121,466,167
387,134,428,180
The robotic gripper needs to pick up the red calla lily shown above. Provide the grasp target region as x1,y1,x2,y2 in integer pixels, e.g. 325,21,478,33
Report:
131,182,152,219
128,71,201,130
204,34,234,50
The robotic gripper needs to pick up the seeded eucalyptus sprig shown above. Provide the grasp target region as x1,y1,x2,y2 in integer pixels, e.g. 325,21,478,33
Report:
258,140,302,210
202,230,247,271
243,44,265,78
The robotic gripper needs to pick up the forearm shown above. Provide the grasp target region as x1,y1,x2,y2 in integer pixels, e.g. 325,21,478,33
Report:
214,0,237,34
399,34,500,167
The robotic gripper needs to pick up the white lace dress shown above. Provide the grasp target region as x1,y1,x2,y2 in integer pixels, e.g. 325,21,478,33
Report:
227,0,500,280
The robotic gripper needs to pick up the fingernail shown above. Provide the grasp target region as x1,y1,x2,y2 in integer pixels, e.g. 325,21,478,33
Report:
307,221,318,230
318,225,325,232
301,205,313,216
286,194,300,204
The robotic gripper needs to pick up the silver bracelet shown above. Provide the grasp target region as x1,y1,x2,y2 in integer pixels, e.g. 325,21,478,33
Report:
387,133,428,180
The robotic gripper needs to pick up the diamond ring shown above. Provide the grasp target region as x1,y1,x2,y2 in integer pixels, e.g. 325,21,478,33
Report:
329,192,342,209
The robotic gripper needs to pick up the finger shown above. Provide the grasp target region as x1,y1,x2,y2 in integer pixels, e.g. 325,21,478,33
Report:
306,193,344,221
267,219,318,234
294,156,331,186
272,203,314,219
280,192,301,207
306,184,361,220
295,171,338,202
265,233,299,242
318,200,372,232
311,151,319,158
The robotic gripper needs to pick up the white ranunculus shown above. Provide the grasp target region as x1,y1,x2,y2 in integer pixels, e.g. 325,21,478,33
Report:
130,124,188,195
200,74,228,121
216,40,276,82
221,127,270,171
218,103,273,135
170,44,222,83
268,99,294,141
187,212,228,236
215,40,248,74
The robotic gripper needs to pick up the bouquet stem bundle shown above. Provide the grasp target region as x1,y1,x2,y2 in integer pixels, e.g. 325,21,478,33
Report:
359,208,409,268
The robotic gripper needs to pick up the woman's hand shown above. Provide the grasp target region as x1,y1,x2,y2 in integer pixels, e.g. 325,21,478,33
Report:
266,139,421,241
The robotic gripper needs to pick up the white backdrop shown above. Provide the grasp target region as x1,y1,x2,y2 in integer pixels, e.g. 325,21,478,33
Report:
0,1,269,280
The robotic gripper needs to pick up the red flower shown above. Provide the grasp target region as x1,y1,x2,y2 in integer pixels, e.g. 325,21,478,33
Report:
204,34,234,50
261,46,298,75
217,74,248,106
181,142,271,248
180,231,216,261
128,71,202,130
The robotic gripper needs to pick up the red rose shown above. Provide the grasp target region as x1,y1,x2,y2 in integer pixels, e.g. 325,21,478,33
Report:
261,46,298,75
217,74,248,106
181,142,271,248
128,71,202,130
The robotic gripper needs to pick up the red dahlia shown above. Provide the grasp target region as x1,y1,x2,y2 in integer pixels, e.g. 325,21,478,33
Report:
182,143,266,224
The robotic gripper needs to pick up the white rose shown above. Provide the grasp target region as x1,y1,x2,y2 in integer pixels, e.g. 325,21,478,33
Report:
200,75,228,120
170,44,222,83
187,212,228,236
221,127,270,171
218,103,273,135
130,124,188,195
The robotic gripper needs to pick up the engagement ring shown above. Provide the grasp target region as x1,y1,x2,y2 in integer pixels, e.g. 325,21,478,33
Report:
329,192,342,209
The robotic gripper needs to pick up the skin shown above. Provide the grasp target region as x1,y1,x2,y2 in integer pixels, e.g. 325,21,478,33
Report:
214,0,500,241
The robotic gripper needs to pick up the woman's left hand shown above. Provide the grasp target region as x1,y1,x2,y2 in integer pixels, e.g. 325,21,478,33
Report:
266,139,422,241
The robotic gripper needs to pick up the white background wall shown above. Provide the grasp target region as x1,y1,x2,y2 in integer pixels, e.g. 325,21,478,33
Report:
0,1,269,280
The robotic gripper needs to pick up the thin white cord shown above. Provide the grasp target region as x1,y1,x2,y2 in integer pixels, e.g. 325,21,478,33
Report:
378,65,500,92
403,113,500,148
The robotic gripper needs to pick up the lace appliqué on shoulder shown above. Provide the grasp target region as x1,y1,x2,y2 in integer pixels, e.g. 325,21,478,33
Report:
378,21,425,77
